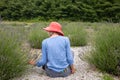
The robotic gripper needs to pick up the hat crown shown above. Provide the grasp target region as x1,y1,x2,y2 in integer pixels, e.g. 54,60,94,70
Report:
49,22,62,30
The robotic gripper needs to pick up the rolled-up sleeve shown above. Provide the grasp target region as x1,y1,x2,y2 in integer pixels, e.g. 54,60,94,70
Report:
66,37,74,65
36,40,47,67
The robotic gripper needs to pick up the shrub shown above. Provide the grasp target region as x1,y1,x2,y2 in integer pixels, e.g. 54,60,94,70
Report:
102,74,114,80
87,26,120,75
63,22,87,46
28,26,48,49
0,30,28,80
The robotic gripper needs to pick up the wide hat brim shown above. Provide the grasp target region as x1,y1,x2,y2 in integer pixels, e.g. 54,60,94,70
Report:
43,27,64,36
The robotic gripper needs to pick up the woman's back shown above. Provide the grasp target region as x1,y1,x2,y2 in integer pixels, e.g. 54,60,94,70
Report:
42,36,73,72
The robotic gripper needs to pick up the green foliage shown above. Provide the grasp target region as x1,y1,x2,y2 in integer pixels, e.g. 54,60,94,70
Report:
102,74,114,80
87,26,120,75
94,2,120,22
0,0,120,22
0,30,28,80
63,22,87,46
28,25,48,49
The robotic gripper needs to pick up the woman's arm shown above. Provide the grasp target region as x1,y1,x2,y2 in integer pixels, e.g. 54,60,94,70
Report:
29,40,47,67
66,37,76,74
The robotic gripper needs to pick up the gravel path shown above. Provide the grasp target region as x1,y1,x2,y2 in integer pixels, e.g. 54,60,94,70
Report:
15,46,119,80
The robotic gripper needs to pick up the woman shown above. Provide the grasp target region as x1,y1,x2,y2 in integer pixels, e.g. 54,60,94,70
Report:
29,22,76,77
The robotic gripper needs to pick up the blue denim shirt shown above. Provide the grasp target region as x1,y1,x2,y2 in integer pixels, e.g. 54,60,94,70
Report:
36,36,73,72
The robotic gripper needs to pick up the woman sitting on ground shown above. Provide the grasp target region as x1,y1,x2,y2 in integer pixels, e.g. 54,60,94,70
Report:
29,22,76,78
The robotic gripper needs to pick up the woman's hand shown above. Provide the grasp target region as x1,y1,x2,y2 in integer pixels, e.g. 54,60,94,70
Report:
71,68,76,74
29,59,36,66
70,64,76,74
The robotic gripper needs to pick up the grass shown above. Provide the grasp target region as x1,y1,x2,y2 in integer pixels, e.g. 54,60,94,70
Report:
62,22,87,46
28,26,48,49
86,26,120,76
102,74,114,80
0,30,28,80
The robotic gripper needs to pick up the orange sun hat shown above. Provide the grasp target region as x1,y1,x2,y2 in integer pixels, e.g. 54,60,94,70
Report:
43,22,64,36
